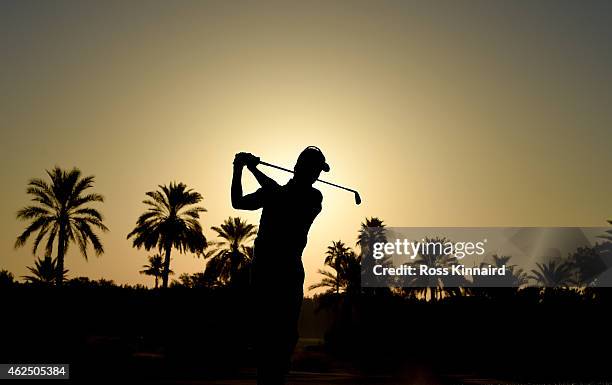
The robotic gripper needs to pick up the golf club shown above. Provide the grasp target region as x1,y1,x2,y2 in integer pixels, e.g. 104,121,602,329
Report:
258,160,362,205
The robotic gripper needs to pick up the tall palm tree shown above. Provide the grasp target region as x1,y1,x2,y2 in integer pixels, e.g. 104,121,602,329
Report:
127,182,207,288
204,217,257,286
23,256,68,285
140,254,173,289
15,167,108,286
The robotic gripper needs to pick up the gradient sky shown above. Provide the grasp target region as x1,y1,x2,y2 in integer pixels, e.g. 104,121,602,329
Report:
1,0,611,290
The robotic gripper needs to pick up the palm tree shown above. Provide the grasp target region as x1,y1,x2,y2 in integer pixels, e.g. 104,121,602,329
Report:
472,255,529,287
140,254,173,289
339,250,362,296
204,217,257,286
569,245,609,286
127,182,207,289
598,220,612,242
405,237,464,301
529,259,576,287
15,167,108,286
357,217,387,256
171,272,216,288
23,256,68,285
469,255,528,300
325,241,352,294
309,241,360,295
309,269,343,294
357,217,391,293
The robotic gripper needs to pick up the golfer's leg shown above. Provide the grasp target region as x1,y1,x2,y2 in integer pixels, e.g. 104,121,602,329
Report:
258,308,285,385
256,307,277,385
277,287,303,379
252,268,274,385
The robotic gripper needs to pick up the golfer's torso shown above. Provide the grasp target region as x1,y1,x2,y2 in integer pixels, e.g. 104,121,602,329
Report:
253,181,321,268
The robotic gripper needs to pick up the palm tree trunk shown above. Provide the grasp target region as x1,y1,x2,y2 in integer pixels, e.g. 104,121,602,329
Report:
162,246,172,288
154,276,159,289
56,227,66,287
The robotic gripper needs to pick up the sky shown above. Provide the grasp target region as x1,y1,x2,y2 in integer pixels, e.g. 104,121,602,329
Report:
1,0,611,290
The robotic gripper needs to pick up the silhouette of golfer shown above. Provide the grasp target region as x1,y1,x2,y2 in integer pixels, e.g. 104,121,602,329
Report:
231,147,329,385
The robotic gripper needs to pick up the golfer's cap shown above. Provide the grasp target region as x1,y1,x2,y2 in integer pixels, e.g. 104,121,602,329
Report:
298,146,330,172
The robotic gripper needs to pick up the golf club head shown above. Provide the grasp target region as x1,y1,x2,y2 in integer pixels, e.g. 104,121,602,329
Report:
354,191,361,205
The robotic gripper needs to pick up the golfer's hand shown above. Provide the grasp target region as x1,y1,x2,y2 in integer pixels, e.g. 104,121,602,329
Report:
233,153,246,168
234,152,260,169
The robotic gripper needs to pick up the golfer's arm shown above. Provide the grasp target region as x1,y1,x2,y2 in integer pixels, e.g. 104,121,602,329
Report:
248,165,279,189
231,165,246,208
231,165,262,210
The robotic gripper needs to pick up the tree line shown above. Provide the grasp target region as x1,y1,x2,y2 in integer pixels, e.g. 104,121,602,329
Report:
7,166,612,301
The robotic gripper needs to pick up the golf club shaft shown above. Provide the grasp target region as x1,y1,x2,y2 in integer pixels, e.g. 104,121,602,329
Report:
259,161,358,194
